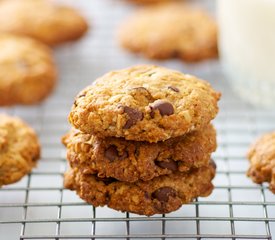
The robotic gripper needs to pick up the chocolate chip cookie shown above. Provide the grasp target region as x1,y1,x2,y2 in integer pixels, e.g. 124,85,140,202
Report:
63,124,216,182
118,3,218,61
0,0,88,46
69,65,220,143
247,132,275,193
0,34,57,106
64,161,216,216
0,114,40,186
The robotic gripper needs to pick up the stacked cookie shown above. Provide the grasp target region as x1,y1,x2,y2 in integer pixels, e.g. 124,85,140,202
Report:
63,65,221,216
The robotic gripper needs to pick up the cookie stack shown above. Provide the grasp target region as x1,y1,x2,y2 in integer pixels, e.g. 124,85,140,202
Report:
63,65,220,216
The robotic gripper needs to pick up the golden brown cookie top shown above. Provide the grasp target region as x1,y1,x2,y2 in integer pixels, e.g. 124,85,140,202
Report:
69,65,220,142
0,114,40,186
247,132,275,193
0,34,57,106
0,0,88,46
119,3,218,61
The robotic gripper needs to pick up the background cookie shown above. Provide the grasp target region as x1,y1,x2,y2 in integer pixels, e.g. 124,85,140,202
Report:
247,132,275,193
64,161,216,216
0,0,88,46
70,65,220,142
63,124,216,182
0,34,57,106
118,3,218,61
0,114,40,186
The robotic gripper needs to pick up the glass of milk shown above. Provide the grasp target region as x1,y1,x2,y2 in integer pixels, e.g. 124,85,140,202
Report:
217,0,275,107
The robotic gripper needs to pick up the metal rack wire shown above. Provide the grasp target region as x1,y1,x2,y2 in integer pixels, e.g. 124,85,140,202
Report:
0,0,274,239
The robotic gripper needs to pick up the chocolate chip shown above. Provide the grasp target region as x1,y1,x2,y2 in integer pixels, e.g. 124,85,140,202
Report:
104,145,128,161
155,159,178,171
152,187,177,202
120,106,143,129
104,146,119,161
144,192,150,199
150,100,174,117
96,176,117,185
168,86,180,92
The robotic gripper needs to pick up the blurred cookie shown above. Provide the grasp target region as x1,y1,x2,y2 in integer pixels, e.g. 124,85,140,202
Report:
63,124,216,182
119,3,218,61
0,0,88,46
0,34,57,106
69,65,220,142
0,114,40,186
247,132,275,193
64,161,216,216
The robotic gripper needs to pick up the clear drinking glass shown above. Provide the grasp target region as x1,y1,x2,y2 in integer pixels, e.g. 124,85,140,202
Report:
217,0,275,107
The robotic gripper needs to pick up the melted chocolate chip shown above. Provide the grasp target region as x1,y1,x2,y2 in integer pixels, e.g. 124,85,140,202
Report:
152,187,177,202
95,176,117,185
104,146,119,161
168,86,180,92
104,145,128,161
120,106,144,129
144,192,150,199
150,100,174,117
155,159,178,171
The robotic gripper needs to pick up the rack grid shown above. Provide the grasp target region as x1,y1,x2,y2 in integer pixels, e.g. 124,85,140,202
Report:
0,0,274,239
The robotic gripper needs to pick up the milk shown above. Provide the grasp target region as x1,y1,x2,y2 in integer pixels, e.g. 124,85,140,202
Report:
218,0,275,107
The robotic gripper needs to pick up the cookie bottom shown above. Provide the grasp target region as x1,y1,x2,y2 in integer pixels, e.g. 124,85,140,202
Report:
64,161,216,216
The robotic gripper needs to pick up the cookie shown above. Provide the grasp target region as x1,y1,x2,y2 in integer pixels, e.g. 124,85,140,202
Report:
118,3,218,61
247,132,275,193
63,124,216,182
0,34,57,106
69,65,220,143
64,161,216,216
0,0,88,46
0,114,40,186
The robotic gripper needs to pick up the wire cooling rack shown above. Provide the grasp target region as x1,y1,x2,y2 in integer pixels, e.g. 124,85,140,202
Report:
0,0,275,239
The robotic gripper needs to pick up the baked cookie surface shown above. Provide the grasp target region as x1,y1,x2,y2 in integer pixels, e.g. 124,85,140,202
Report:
69,65,220,142
0,114,40,186
0,0,88,46
0,34,57,106
119,3,218,61
247,132,275,193
63,124,216,182
64,161,216,216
